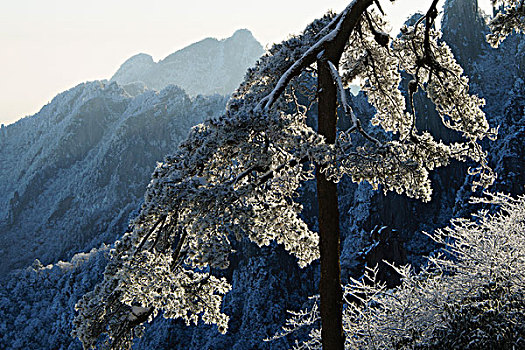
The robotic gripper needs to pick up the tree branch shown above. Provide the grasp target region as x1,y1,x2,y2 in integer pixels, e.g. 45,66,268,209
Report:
328,60,357,128
254,0,374,114
134,215,166,255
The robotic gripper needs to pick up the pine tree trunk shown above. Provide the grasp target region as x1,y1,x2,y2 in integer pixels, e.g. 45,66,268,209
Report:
311,2,373,348
316,58,344,350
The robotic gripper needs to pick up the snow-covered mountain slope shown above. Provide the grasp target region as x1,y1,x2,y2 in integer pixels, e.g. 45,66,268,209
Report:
0,82,228,274
110,29,265,96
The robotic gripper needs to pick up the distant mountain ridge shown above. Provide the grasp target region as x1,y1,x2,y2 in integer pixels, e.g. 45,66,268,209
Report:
110,29,264,96
0,28,262,349
0,81,228,274
0,29,264,275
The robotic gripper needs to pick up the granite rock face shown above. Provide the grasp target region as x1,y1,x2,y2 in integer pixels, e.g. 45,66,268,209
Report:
442,0,488,68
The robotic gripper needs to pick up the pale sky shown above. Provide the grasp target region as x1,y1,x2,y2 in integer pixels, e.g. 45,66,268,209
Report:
0,0,493,125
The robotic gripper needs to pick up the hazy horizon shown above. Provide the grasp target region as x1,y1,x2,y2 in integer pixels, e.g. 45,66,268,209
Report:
0,0,492,126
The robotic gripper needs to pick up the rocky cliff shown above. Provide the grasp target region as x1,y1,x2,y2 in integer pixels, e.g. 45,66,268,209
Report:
0,82,227,274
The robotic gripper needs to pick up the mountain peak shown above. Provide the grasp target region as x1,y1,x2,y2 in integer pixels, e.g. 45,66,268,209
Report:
123,53,154,64
110,29,264,96
229,28,255,40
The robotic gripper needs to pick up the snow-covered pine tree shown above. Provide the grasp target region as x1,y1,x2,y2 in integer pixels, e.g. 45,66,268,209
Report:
73,0,517,348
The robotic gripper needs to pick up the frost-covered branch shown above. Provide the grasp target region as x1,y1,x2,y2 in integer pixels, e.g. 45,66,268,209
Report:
328,60,356,128
329,59,384,150
487,0,525,47
279,193,525,349
254,0,374,114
